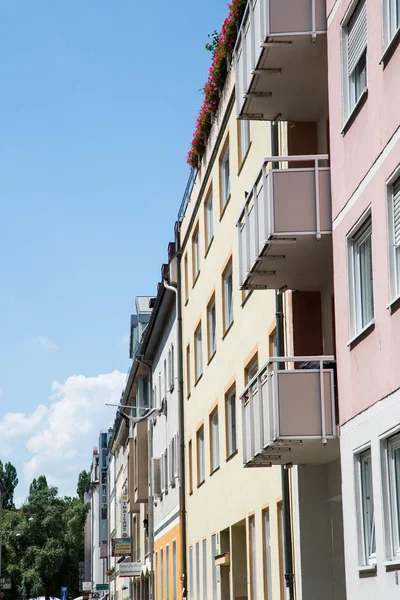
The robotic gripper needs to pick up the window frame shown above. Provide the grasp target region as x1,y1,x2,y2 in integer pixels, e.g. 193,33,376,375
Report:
387,173,400,303
222,260,234,333
238,119,251,167
383,0,400,49
262,508,273,600
355,448,376,565
248,515,257,600
386,433,400,559
220,141,231,212
192,225,201,283
225,386,237,458
186,343,191,398
188,438,193,495
209,407,220,473
194,322,203,382
342,0,368,123
197,425,205,486
207,295,217,361
347,212,374,340
205,189,214,250
211,534,218,600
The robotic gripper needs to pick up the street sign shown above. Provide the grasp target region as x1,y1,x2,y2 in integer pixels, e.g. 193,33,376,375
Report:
119,562,142,578
82,582,92,591
95,584,109,591
111,538,131,557
61,585,68,600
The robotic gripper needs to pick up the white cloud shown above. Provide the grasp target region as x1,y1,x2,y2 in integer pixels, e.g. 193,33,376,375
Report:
22,370,125,496
33,336,59,350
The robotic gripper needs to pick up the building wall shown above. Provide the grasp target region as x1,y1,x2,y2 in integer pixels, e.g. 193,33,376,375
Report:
154,520,181,600
180,69,283,600
328,0,400,425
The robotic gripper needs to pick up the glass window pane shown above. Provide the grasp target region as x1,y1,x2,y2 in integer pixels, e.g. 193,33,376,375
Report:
211,535,217,600
196,542,200,600
264,510,272,600
202,539,207,600
189,547,194,600
360,451,375,562
227,392,237,455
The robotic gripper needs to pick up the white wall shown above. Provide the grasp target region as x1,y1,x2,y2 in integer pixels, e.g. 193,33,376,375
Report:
341,387,400,600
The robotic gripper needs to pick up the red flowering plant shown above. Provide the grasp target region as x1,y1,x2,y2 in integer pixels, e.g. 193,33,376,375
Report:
187,0,247,170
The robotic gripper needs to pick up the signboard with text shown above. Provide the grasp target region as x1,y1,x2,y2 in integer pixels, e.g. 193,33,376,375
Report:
119,562,141,578
95,584,109,591
120,491,130,539
82,582,92,591
111,537,132,557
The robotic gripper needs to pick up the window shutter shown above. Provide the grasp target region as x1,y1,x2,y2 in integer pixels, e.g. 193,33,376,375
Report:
347,0,367,75
394,178,400,248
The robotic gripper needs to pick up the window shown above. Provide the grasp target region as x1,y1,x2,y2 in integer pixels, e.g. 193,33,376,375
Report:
195,324,203,382
171,344,175,390
207,296,216,359
277,502,285,600
166,544,170,600
189,546,194,600
164,358,167,399
388,176,400,300
197,426,205,485
184,254,189,301
195,542,200,600
205,191,214,249
188,439,193,494
348,214,374,338
385,0,400,46
263,509,273,600
193,226,200,281
223,261,233,332
226,387,237,457
387,434,400,558
239,119,250,165
249,516,257,600
156,552,158,600
186,344,191,398
211,534,217,600
357,450,376,564
172,540,177,600
210,408,220,472
343,0,367,119
202,539,207,600
221,144,230,209
164,448,169,495
161,548,164,600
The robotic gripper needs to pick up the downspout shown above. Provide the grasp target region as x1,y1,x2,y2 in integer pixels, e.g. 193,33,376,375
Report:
272,120,295,600
163,248,187,597
136,356,153,600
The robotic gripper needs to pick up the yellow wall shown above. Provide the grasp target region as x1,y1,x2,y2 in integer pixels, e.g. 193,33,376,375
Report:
154,521,181,600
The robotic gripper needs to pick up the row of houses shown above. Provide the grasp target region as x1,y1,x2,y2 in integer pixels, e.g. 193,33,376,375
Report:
83,1,400,599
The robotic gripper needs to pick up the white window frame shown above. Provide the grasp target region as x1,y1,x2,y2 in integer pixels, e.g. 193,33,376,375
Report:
207,298,216,359
189,546,194,600
195,542,200,600
172,539,177,600
355,449,376,565
193,228,200,280
342,0,368,122
223,263,234,331
387,173,400,302
240,119,250,164
205,191,214,248
221,145,230,208
166,544,170,600
211,534,217,600
386,433,400,558
202,538,207,600
227,388,237,457
161,547,165,600
347,212,374,340
383,0,400,48
210,409,220,472
197,427,205,485
263,508,273,600
195,324,203,381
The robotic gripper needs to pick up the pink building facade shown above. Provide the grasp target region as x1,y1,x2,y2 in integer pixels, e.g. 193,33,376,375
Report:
327,0,400,596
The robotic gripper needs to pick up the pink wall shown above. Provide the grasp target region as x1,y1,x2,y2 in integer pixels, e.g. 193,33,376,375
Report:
327,0,400,424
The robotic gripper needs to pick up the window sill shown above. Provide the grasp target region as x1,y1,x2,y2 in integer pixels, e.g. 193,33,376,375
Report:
237,141,252,176
226,449,238,463
341,89,368,136
380,27,400,69
194,373,203,387
207,351,216,366
347,320,375,350
219,194,231,221
222,321,234,340
383,559,400,571
210,466,220,477
197,480,205,489
204,237,214,259
387,295,400,315
357,564,377,576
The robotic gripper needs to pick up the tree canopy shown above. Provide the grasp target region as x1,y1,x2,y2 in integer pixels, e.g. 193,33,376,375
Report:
0,460,18,509
2,474,89,600
76,470,91,501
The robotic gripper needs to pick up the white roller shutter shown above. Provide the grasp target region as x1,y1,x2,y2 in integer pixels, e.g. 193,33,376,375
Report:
393,178,400,247
347,0,367,75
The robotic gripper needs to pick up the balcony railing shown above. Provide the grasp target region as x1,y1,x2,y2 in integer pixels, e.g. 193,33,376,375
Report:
237,155,332,291
241,356,338,467
234,0,327,121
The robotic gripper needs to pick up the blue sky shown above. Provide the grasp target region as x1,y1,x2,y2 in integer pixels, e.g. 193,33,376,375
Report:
0,0,229,503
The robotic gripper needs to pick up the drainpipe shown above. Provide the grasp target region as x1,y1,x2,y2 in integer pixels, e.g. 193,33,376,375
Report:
163,243,187,598
272,119,295,600
136,357,153,600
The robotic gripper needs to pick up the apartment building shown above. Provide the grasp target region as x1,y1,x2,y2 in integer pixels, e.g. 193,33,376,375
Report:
326,0,400,597
230,0,346,598
138,258,182,600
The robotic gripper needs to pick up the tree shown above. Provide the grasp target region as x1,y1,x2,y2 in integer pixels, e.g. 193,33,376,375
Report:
0,461,18,509
76,470,91,501
2,475,89,600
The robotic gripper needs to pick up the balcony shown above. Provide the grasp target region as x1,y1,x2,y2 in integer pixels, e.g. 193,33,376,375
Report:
234,0,327,121
241,356,338,467
237,155,332,291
